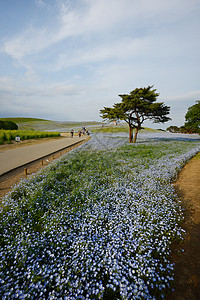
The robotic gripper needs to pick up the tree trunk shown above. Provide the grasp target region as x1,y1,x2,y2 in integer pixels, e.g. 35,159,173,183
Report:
133,127,139,143
129,126,133,143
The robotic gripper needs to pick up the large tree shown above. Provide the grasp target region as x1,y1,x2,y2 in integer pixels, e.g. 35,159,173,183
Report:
100,86,171,143
184,100,200,133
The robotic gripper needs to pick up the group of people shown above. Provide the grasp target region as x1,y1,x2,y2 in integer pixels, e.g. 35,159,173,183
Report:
70,127,90,138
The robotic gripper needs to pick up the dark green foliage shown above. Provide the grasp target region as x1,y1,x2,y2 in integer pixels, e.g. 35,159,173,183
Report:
166,126,180,133
0,120,18,130
0,117,50,123
184,100,200,133
100,86,171,143
167,101,200,135
0,121,5,129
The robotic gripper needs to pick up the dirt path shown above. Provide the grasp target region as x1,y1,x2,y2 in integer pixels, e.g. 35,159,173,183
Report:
168,152,200,299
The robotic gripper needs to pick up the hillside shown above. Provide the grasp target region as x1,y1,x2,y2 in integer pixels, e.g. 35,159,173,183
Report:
0,118,102,131
0,117,50,123
0,117,160,133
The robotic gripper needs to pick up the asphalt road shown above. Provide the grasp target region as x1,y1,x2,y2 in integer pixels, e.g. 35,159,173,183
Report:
0,136,87,176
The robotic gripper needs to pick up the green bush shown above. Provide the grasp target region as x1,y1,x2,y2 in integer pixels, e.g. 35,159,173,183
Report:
0,120,18,130
0,121,5,129
0,132,7,144
5,132,12,143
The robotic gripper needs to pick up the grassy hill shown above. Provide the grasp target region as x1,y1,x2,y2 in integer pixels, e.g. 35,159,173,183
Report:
0,118,57,131
0,118,160,133
0,117,50,123
0,118,103,131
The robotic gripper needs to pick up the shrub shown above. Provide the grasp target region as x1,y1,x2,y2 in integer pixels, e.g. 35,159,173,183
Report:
0,132,7,144
0,120,18,130
0,130,60,144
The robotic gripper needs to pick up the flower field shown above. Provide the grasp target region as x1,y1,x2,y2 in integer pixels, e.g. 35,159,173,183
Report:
0,132,200,299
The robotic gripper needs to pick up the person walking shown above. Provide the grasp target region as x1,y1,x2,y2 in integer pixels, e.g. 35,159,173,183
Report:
71,129,74,138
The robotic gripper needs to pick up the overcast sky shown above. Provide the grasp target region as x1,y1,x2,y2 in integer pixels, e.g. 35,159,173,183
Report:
0,0,200,128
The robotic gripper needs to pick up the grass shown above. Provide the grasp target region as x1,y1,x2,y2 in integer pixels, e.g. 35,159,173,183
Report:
1,133,200,299
0,118,103,131
193,152,200,160
0,117,50,123
92,124,158,134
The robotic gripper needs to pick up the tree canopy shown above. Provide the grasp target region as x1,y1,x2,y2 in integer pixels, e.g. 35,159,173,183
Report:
166,126,180,133
100,86,171,143
0,120,18,130
184,100,200,133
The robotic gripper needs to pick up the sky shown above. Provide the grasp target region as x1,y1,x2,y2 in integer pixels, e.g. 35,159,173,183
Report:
0,0,200,128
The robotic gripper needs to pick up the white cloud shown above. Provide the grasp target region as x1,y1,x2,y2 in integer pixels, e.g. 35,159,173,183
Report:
0,77,89,120
167,90,200,102
2,0,199,63
0,77,86,98
35,0,46,7
53,36,148,71
0,0,199,123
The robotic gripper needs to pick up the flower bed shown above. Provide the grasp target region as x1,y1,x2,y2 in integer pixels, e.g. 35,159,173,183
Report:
0,133,200,299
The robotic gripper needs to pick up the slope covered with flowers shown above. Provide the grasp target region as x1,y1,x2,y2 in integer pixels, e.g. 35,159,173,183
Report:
0,132,200,299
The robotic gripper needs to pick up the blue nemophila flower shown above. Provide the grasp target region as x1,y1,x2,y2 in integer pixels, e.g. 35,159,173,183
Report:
0,132,200,299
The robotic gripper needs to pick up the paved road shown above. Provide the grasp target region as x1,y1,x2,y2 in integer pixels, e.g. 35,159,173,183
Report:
0,136,87,176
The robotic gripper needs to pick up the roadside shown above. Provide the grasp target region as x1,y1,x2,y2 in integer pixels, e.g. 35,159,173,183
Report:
0,132,72,151
168,152,200,299
0,134,87,176
0,136,58,149
0,134,88,199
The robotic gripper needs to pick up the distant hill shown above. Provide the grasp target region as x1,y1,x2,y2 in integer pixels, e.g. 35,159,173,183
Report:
0,117,50,123
0,118,58,131
0,118,103,131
